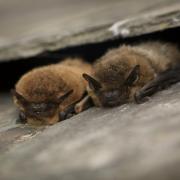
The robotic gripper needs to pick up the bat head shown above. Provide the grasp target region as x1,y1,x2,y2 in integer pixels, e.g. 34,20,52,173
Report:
83,65,140,107
12,89,73,125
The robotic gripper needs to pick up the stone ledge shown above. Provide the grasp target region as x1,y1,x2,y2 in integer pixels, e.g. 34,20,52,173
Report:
0,0,180,61
0,83,180,180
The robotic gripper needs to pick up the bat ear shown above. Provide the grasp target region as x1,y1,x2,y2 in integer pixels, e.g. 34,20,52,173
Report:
11,89,28,106
57,89,73,104
125,65,140,86
82,73,102,91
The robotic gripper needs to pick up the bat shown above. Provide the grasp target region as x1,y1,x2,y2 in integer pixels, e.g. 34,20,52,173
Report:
12,58,92,125
80,41,180,108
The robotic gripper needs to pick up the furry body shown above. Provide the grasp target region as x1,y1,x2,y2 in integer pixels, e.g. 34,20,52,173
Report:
83,42,180,107
13,58,92,125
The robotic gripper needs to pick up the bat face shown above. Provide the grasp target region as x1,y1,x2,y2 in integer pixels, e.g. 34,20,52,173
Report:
95,87,129,107
83,65,140,107
85,79,129,107
25,102,58,117
19,102,60,126
12,90,73,125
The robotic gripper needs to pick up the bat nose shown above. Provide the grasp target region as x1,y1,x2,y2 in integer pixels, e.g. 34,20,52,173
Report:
104,91,119,101
102,91,122,107
31,108,44,116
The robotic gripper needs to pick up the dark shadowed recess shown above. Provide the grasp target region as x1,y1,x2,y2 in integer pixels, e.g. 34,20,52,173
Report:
1,27,180,91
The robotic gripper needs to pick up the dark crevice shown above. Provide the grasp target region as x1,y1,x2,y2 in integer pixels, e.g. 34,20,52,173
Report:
1,27,180,91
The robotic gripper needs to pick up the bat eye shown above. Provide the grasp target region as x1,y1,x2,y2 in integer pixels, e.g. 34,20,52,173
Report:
26,102,58,117
29,103,49,115
33,104,45,111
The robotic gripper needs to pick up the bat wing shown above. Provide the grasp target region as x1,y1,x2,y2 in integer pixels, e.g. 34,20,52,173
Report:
135,66,180,103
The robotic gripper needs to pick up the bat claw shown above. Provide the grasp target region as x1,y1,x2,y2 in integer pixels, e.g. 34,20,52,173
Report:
75,103,83,113
74,95,93,114
59,104,76,121
134,92,150,104
17,111,27,124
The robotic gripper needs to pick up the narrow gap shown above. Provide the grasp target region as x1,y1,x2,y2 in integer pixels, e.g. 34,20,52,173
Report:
1,27,180,92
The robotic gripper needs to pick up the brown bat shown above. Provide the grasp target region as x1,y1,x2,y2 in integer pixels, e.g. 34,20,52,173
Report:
80,41,180,108
12,58,92,126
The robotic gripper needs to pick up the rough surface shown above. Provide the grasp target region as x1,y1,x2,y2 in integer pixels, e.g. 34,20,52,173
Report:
0,0,180,61
109,4,180,38
1,83,180,180
0,94,43,153
1,1,180,179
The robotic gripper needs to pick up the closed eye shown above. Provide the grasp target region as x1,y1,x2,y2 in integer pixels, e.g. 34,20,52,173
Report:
26,102,58,117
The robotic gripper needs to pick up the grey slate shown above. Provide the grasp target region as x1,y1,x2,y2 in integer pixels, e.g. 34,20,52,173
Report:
1,1,180,179
0,83,180,180
0,0,180,61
